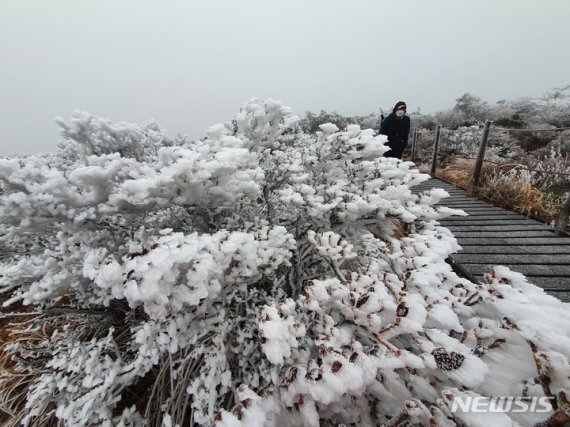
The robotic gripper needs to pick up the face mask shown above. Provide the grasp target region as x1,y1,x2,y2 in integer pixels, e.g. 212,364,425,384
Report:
396,110,405,117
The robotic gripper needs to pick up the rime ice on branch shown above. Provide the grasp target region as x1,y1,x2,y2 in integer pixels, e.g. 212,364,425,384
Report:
0,99,568,427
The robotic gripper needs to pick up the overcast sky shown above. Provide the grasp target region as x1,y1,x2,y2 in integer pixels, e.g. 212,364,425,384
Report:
1,0,569,156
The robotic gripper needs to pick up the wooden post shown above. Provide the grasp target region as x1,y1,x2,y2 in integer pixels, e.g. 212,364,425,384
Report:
411,129,418,162
469,120,492,193
430,125,441,175
555,192,570,235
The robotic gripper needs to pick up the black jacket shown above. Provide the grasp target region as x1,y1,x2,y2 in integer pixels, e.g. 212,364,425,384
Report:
379,103,410,159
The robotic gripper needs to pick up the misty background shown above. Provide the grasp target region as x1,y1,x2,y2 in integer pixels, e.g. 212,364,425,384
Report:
1,0,569,156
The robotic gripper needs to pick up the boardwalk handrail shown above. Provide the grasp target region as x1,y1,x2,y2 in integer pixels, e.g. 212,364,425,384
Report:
469,120,492,192
407,149,570,177
405,123,570,234
503,126,570,132
407,125,570,179
430,125,441,175
556,192,570,234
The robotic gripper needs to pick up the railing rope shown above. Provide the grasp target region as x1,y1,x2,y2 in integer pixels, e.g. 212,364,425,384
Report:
505,126,570,132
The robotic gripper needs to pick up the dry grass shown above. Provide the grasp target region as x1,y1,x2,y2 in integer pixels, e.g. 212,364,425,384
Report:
392,220,409,240
0,317,41,426
435,158,565,222
0,292,121,426
0,295,160,426
0,312,85,427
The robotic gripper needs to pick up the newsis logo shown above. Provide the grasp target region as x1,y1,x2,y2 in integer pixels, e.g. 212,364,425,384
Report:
445,396,554,413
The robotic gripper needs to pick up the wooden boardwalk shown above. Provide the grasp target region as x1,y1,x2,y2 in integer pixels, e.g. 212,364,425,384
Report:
414,178,570,302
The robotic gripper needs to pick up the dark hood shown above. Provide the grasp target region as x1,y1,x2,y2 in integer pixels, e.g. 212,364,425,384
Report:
392,101,407,113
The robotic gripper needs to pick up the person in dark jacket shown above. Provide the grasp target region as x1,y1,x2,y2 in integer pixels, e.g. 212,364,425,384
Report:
379,101,410,159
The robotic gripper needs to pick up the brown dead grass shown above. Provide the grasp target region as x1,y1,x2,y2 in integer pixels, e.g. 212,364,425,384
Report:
435,158,564,222
0,293,78,426
0,316,36,426
392,220,409,240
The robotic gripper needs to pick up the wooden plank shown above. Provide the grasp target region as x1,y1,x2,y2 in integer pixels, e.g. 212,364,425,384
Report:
450,215,526,220
440,202,492,207
458,237,570,245
420,186,462,189
457,245,570,255
441,196,485,198
440,206,492,210
456,210,520,216
458,207,519,213
441,216,539,221
416,183,458,187
421,191,463,194
452,231,556,238
545,291,570,302
440,200,490,204
440,215,531,221
417,190,461,192
432,198,468,201
436,201,473,204
441,220,545,226
456,218,531,224
440,196,491,206
416,181,457,185
417,180,457,184
529,278,570,290
455,209,527,217
438,205,494,210
447,225,551,232
460,205,518,210
454,213,521,218
461,263,570,276
452,254,570,265
525,280,566,291
469,275,570,290
417,189,462,194
440,211,528,219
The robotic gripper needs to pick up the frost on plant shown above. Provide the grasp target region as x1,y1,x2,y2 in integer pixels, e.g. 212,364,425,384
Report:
0,99,568,427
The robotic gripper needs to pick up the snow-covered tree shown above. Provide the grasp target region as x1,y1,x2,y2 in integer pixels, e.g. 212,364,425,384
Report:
0,99,568,426
300,110,379,134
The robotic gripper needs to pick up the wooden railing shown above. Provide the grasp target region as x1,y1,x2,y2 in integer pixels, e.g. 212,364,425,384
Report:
405,123,570,235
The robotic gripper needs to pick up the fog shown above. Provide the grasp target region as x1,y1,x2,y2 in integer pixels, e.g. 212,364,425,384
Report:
1,0,569,155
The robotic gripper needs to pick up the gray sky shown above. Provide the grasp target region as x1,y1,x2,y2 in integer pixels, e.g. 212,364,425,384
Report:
1,0,569,156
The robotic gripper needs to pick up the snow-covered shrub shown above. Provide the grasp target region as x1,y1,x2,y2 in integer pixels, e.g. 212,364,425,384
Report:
299,110,380,134
1,99,569,427
54,111,174,161
545,129,570,157
437,126,522,161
